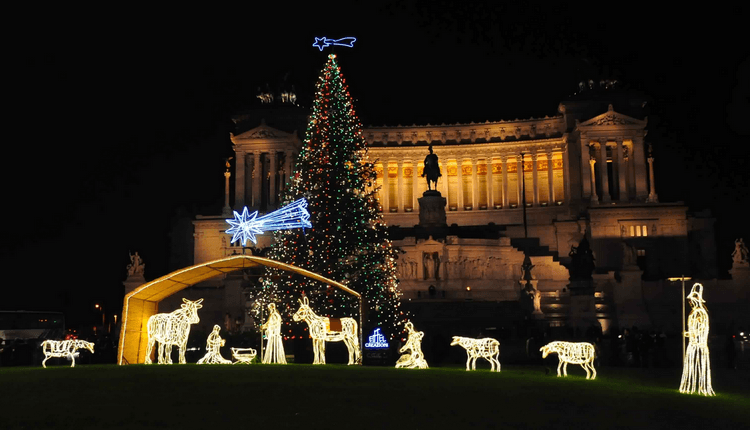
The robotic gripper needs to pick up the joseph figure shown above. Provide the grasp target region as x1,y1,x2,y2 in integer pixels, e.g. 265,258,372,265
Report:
422,145,441,190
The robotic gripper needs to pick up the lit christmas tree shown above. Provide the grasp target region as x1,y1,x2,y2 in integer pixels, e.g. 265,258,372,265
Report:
255,54,405,341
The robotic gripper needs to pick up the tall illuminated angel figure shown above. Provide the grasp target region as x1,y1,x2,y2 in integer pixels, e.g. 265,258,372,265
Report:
197,325,232,364
261,303,286,364
679,283,715,396
395,322,428,369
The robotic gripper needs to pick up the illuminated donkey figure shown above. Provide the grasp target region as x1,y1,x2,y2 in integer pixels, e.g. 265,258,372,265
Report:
540,341,597,380
145,298,204,364
41,339,94,368
292,296,361,365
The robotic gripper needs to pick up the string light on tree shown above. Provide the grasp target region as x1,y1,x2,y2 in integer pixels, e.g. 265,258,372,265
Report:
255,53,406,342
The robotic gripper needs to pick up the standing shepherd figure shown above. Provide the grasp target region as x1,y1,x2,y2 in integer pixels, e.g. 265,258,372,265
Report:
261,303,287,364
679,283,715,396
422,145,442,191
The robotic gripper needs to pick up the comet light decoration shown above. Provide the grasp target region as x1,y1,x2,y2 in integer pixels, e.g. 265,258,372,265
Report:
450,336,501,372
41,340,94,368
540,341,596,380
225,199,312,246
231,347,257,364
679,283,715,396
145,298,203,364
312,36,356,51
197,325,232,364
395,322,428,369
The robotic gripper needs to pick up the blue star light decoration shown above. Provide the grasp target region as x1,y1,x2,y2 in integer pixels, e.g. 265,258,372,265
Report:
225,198,312,246
312,36,357,51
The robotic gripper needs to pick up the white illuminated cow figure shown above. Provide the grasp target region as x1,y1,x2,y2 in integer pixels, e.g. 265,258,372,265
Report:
450,336,501,372
41,339,95,368
145,298,203,364
292,296,360,365
540,341,596,380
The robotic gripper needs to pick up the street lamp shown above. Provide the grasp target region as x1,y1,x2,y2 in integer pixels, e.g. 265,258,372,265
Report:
94,303,107,333
667,276,691,366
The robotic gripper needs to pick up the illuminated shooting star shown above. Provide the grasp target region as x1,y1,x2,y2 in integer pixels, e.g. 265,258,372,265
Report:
225,198,312,246
312,36,357,51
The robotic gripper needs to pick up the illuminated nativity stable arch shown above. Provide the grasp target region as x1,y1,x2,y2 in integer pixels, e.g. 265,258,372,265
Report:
117,255,357,365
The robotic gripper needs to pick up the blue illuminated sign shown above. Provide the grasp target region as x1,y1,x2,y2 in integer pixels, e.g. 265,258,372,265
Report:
312,36,357,51
225,198,312,246
364,328,389,349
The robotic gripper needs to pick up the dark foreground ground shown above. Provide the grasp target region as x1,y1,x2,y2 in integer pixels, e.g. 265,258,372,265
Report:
0,363,747,429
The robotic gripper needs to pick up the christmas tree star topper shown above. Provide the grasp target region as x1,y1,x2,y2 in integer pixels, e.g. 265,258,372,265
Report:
226,198,312,246
313,36,356,51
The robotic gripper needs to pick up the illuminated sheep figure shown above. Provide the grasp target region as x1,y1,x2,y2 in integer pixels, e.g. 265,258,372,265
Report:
679,283,715,396
292,296,360,365
145,298,204,364
41,339,94,368
395,322,428,369
197,325,232,365
450,336,501,372
540,341,596,380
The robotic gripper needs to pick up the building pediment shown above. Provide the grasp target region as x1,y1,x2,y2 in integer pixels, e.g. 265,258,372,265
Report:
231,121,295,141
577,104,646,129
230,120,302,152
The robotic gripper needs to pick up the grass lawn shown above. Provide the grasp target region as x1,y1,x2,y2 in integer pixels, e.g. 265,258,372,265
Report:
0,363,747,429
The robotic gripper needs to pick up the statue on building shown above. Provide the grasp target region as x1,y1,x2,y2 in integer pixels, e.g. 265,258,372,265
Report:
568,236,595,281
533,289,543,315
621,241,638,269
731,238,749,267
127,251,145,277
423,252,438,280
422,145,442,191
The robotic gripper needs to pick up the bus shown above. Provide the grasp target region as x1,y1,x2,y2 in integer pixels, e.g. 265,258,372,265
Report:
0,311,65,341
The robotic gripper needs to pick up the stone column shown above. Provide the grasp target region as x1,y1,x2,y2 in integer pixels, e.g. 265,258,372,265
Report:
580,132,592,198
486,156,494,209
457,157,465,210
382,162,390,212
627,142,637,201
616,138,628,201
589,156,599,204
439,159,449,206
516,154,523,207
412,159,419,209
598,139,611,202
252,152,262,208
269,151,277,207
397,159,404,212
647,148,659,203
546,150,555,205
502,154,509,208
285,150,294,192
235,151,245,209
633,135,648,201
471,158,478,210
223,169,232,216
531,152,539,206
563,147,571,205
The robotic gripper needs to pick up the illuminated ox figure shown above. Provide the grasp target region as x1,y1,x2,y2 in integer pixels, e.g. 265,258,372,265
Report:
450,336,501,372
292,296,360,365
41,339,95,368
540,341,597,380
145,298,204,364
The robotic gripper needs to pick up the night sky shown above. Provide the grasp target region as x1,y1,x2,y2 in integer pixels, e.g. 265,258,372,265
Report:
3,2,748,328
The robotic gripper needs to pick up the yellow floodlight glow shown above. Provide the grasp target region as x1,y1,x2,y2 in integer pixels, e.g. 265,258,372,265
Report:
231,347,257,364
679,283,715,396
292,296,360,365
145,298,203,364
540,341,596,380
197,325,232,365
41,340,94,368
450,336,501,371
261,303,287,364
395,322,428,369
